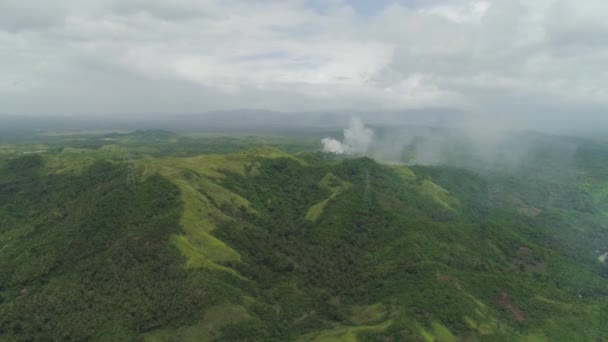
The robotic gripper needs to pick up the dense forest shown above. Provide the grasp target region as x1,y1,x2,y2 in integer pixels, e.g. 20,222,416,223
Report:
0,130,607,341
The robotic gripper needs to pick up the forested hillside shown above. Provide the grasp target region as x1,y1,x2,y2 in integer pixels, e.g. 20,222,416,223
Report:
0,132,607,341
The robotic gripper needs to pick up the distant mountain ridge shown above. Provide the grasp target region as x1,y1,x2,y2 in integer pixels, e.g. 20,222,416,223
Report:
0,108,462,133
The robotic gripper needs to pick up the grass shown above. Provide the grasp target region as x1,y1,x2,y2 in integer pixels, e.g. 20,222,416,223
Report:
137,148,301,273
349,303,387,324
140,147,303,179
297,321,392,342
464,316,496,335
390,165,417,180
172,235,238,274
144,304,251,342
420,322,456,342
152,170,245,273
432,322,456,342
520,333,550,342
232,146,307,164
306,173,351,222
532,296,573,309
419,180,459,210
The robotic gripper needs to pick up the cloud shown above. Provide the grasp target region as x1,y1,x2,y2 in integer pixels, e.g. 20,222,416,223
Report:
0,0,607,132
0,0,69,32
419,1,490,23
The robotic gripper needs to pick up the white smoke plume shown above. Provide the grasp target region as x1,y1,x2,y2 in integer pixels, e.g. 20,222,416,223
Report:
321,137,346,154
322,118,374,155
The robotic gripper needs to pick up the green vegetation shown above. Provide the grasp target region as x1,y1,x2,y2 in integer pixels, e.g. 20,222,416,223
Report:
297,321,391,342
144,304,251,342
0,156,210,341
349,303,387,324
419,179,459,210
306,173,351,221
389,164,416,180
0,130,607,341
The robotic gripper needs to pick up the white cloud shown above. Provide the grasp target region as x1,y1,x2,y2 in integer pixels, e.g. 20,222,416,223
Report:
420,1,490,23
0,0,607,131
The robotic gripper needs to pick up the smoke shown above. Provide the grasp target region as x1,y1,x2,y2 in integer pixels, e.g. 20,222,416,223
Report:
322,118,374,155
319,114,585,177
321,137,346,154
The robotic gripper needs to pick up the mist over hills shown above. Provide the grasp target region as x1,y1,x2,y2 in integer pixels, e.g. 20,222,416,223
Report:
3,108,601,176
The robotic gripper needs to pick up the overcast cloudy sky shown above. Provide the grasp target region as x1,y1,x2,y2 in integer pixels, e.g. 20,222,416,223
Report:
1,0,607,129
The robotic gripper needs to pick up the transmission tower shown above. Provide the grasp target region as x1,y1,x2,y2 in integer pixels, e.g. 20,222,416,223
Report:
363,168,371,210
126,152,136,189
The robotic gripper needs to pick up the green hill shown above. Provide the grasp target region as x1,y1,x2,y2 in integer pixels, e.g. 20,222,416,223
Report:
0,138,607,341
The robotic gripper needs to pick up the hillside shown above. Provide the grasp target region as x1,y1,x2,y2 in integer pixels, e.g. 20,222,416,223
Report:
0,134,607,341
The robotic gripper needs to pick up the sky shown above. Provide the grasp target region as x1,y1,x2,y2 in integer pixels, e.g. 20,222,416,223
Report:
1,0,607,131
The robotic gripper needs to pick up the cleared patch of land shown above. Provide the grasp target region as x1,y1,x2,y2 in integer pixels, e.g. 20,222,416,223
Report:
306,173,351,222
144,304,251,342
138,147,303,273
419,180,459,210
297,321,391,342
349,303,387,325
390,164,417,180
420,322,456,342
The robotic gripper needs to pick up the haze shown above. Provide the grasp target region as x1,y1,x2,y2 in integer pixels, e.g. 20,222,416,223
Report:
1,0,608,134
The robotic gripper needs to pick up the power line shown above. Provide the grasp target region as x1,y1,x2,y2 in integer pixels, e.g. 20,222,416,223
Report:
126,152,136,189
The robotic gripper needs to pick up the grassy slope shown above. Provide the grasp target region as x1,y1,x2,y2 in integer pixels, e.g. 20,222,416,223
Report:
137,147,304,275
297,321,392,342
306,173,351,222
144,304,251,342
